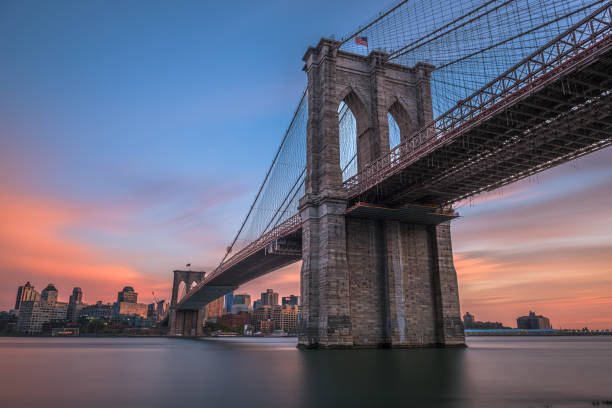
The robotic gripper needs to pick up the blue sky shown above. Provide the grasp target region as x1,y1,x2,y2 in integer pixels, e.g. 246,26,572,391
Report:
0,0,393,302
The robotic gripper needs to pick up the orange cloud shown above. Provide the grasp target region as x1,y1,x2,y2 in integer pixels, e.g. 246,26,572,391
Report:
0,184,166,306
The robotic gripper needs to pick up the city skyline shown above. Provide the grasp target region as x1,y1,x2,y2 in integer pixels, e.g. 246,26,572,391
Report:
8,280,298,312
1,1,611,330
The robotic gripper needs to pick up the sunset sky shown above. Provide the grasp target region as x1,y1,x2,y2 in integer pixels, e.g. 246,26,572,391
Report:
1,1,611,329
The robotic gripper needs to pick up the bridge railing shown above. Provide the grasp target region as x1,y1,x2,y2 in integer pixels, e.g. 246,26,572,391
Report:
207,213,302,281
176,213,302,307
343,2,612,199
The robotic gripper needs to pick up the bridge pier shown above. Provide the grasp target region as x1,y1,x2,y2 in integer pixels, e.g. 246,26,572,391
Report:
299,205,464,348
169,308,204,337
380,220,463,346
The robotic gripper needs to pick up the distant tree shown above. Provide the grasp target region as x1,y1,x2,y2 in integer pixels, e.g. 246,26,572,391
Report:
83,319,107,335
204,321,231,334
0,315,17,336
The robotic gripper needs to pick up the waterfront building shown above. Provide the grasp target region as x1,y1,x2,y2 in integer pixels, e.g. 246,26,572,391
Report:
80,301,114,319
114,301,148,319
252,305,273,332
517,311,552,329
259,320,274,334
113,286,147,319
282,295,299,307
463,312,509,330
117,286,138,303
261,289,279,306
219,312,250,330
251,304,297,333
233,293,251,307
17,284,68,334
280,305,299,333
15,282,39,310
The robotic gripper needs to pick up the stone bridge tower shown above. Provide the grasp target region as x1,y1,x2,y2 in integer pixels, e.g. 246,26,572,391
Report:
168,269,205,336
298,39,464,348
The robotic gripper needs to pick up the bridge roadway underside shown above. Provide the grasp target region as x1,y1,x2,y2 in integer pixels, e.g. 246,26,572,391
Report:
177,232,302,311
354,45,612,207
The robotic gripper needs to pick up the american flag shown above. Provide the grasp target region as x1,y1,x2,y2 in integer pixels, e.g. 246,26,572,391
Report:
355,36,368,47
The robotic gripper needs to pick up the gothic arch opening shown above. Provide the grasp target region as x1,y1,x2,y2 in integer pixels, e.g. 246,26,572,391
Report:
388,101,412,145
338,89,370,181
388,112,401,150
338,101,357,181
177,281,187,301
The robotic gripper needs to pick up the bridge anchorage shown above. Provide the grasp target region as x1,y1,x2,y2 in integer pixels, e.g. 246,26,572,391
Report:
171,1,612,348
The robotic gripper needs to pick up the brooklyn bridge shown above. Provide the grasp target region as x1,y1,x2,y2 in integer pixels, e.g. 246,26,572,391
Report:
168,0,612,348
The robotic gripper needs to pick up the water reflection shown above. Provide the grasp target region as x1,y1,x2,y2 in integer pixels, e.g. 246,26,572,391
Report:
0,337,611,408
300,347,466,407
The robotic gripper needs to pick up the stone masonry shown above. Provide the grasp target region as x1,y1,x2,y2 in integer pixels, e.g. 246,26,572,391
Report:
168,270,205,336
298,38,464,348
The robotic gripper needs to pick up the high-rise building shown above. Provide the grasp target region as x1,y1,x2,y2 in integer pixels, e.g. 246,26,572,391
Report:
157,300,169,320
261,289,278,306
225,292,234,314
206,296,225,322
253,300,262,310
69,287,83,304
517,311,552,330
282,295,299,307
41,284,59,304
117,286,138,303
147,303,157,319
67,287,85,322
15,282,39,310
113,286,147,319
233,293,251,307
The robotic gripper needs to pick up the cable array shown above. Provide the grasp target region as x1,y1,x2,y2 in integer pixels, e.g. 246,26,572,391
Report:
220,91,307,263
339,0,603,118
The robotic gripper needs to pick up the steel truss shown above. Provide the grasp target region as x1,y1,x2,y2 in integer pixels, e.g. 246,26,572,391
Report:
344,3,612,206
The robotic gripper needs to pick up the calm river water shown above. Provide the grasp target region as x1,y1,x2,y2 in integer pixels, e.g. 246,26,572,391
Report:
0,336,611,407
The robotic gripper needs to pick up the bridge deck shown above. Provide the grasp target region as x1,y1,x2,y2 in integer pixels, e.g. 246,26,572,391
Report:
348,43,612,206
177,220,301,310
